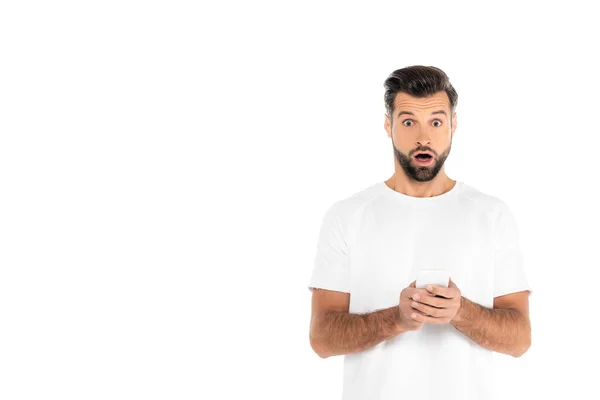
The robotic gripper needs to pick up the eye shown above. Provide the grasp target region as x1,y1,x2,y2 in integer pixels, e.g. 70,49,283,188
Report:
432,120,442,127
403,120,413,127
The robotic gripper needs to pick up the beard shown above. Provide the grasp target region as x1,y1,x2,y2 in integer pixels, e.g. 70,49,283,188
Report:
392,137,452,182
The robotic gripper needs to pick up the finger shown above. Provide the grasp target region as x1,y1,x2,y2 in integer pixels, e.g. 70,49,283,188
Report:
412,300,452,318
410,309,429,320
410,308,428,316
448,278,457,288
409,280,416,288
426,284,454,299
413,294,450,308
411,309,450,324
411,312,449,324
411,289,435,301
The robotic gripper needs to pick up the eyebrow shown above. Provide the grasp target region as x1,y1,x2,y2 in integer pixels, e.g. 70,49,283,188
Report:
397,110,447,118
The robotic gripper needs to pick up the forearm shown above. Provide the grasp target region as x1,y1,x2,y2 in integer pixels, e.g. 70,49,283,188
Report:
451,296,531,357
311,305,404,358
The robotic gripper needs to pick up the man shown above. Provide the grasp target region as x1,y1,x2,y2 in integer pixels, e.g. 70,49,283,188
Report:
307,65,532,400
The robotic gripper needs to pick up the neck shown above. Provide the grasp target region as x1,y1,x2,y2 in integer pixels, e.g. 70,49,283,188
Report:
385,173,456,198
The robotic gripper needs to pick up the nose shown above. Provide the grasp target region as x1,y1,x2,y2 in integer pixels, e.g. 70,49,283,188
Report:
415,128,431,146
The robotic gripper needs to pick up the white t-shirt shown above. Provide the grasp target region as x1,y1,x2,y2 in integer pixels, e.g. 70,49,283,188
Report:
307,180,532,400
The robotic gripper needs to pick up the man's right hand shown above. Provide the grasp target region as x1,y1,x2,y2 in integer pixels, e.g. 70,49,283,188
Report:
396,280,430,332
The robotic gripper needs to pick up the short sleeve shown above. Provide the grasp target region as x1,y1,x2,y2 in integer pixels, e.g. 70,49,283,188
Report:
492,201,533,298
307,203,351,293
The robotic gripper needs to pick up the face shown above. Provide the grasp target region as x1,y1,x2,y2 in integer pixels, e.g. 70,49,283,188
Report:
384,91,457,182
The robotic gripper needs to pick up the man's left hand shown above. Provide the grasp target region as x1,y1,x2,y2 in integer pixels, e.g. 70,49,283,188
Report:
410,278,462,324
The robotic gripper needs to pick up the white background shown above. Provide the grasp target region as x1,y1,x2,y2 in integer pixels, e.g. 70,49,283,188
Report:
1,1,598,399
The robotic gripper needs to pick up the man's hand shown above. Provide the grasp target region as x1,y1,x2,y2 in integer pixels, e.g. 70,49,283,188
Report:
396,281,428,332
409,278,462,324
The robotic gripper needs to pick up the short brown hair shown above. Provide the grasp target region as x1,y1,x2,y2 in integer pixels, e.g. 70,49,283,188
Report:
383,65,458,121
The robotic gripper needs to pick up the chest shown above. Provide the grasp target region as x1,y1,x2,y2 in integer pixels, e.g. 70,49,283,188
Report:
347,206,495,312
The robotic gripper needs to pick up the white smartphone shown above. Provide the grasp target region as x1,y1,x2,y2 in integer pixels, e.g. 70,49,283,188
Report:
416,270,450,289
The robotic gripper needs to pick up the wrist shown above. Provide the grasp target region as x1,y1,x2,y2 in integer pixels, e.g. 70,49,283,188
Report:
451,296,465,324
392,306,406,334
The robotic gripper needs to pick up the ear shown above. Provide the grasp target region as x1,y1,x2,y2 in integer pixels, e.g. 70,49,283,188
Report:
451,112,457,138
384,114,392,138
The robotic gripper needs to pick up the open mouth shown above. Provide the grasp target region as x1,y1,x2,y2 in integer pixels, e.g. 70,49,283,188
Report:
413,152,434,165
415,154,432,161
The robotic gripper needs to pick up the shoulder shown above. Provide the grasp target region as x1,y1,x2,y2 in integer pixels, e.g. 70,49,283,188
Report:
459,182,513,220
323,181,386,224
